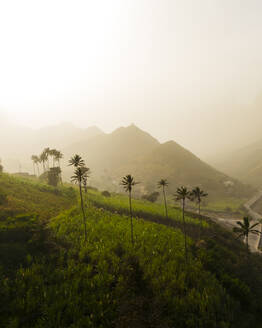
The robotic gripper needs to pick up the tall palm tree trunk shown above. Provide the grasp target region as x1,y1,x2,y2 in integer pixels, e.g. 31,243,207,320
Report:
246,233,249,253
79,182,87,242
129,190,134,246
198,201,202,239
58,159,63,185
163,186,168,219
182,199,188,262
37,164,40,177
33,163,35,176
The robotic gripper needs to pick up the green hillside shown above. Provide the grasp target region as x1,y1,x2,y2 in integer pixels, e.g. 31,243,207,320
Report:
0,173,77,274
0,173,76,220
1,174,262,327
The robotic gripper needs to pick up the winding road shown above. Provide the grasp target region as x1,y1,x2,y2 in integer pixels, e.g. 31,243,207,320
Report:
212,192,262,253
243,191,262,252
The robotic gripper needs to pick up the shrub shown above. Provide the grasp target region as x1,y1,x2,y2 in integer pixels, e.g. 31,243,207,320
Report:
101,190,111,197
142,191,159,203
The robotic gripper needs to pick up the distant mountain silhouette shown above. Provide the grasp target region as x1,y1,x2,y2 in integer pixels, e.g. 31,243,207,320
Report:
63,124,159,171
214,138,262,188
63,124,253,199
1,122,103,172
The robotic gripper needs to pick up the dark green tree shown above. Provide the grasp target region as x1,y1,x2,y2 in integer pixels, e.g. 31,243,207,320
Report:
43,147,51,170
31,155,40,176
121,174,139,245
69,154,85,168
142,191,159,203
157,179,169,218
190,186,208,236
47,167,61,187
71,166,90,242
174,186,191,262
190,187,208,216
49,149,56,167
39,151,48,173
55,150,63,168
233,216,261,252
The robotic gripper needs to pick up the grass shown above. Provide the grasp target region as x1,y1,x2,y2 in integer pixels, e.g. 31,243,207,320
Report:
200,197,246,214
85,188,207,227
0,173,77,220
0,205,235,327
2,174,262,327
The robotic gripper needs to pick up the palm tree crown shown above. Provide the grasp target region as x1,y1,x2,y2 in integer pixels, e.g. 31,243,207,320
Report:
71,166,90,184
174,186,191,201
69,154,85,168
234,217,261,239
158,179,168,188
190,187,208,203
121,174,139,192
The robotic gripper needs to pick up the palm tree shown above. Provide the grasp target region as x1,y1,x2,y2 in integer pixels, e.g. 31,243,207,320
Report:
49,149,56,167
190,186,208,235
31,155,37,176
157,179,169,219
39,151,48,173
35,156,40,176
71,166,90,242
55,150,63,168
43,148,51,170
69,154,85,168
174,186,191,262
121,174,139,245
53,150,63,184
233,216,261,252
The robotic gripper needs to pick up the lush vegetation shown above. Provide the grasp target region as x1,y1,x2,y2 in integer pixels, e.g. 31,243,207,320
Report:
2,199,262,327
85,188,205,227
0,173,76,220
1,170,262,327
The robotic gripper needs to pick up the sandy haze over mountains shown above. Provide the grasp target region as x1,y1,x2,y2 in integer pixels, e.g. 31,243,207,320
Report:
1,1,262,158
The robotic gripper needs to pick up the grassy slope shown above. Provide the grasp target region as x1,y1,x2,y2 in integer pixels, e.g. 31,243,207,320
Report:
0,173,77,274
0,205,245,327
86,189,204,225
0,173,76,220
2,176,262,327
86,188,246,223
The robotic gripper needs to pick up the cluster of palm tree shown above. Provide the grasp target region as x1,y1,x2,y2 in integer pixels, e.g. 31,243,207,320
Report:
121,175,208,258
66,157,260,256
31,148,63,177
69,155,90,242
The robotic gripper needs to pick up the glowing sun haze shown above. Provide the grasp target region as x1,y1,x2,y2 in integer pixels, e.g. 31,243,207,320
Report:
1,0,262,156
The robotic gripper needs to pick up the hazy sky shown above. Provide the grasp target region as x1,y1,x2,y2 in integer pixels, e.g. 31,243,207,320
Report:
1,0,262,156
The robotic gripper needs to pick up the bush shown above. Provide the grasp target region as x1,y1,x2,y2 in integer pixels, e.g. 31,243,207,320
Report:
142,191,159,203
101,190,111,197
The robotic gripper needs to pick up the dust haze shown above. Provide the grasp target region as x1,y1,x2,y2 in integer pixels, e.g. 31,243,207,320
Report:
1,0,262,163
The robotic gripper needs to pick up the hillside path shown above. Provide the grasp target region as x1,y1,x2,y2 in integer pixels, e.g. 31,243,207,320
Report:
243,191,262,252
212,192,262,253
